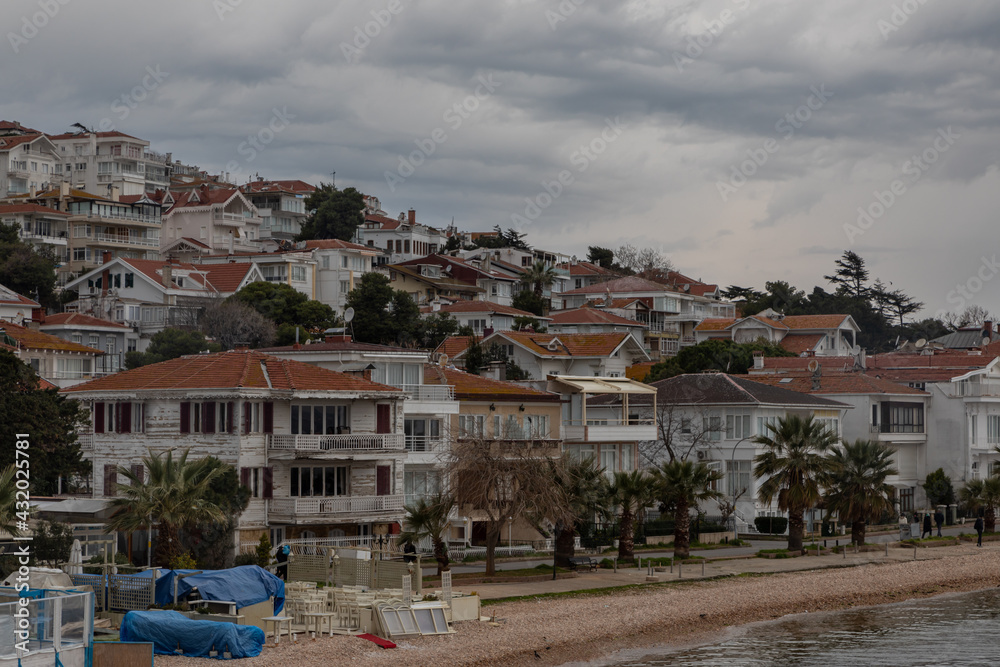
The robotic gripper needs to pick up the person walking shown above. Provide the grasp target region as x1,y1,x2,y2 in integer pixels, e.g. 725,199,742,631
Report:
975,514,985,547
934,509,945,537
922,513,933,539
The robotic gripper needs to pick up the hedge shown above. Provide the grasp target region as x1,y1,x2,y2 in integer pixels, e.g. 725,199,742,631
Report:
754,517,788,534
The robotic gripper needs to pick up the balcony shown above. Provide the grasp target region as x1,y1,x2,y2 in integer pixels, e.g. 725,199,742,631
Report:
398,384,455,402
73,211,161,226
77,433,93,451
562,418,656,443
22,231,68,246
404,435,449,453
7,168,29,180
83,232,159,248
269,494,405,520
869,424,924,434
267,432,405,454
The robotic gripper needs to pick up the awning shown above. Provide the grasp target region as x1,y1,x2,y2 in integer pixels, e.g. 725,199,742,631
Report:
546,375,657,395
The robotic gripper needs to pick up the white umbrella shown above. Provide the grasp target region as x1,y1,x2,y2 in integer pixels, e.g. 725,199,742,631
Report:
68,539,83,575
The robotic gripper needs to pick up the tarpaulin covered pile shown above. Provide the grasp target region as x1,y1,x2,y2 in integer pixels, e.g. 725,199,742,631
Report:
154,565,285,614
120,610,265,659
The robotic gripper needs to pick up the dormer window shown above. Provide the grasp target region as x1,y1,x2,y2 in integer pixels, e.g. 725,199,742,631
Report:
175,276,185,288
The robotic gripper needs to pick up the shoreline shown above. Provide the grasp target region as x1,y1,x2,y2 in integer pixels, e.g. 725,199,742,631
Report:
155,550,1000,666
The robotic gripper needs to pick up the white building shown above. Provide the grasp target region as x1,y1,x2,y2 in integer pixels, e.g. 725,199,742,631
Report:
696,311,861,357
62,349,409,556
354,209,450,264
0,203,70,259
161,186,263,255
421,299,548,335
47,129,167,197
241,179,314,242
0,128,61,197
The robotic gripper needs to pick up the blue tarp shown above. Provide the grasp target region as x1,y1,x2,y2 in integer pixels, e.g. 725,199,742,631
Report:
153,566,285,614
121,610,264,659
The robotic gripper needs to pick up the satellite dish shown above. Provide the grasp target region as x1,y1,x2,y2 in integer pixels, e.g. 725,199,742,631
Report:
914,339,927,350
984,337,992,347
344,307,355,323
104,300,114,313
807,359,820,372
439,353,450,367
851,344,862,355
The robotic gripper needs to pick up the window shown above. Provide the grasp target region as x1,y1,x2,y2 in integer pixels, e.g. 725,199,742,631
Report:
290,404,350,435
340,280,350,294
124,272,134,288
703,412,722,441
404,418,440,451
127,339,137,352
524,414,550,438
93,401,144,434
757,415,778,436
290,465,348,497
988,416,1000,444
71,333,82,344
600,444,617,475
241,467,270,499
880,402,924,434
726,411,752,439
179,401,235,434
494,414,523,439
56,357,91,378
815,417,839,437
291,265,306,282
404,470,440,505
621,444,634,471
89,334,100,348
322,255,330,269
458,415,485,437
899,487,914,513
727,459,751,497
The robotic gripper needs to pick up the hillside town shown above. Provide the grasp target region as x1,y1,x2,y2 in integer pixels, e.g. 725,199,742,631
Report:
3,119,1000,663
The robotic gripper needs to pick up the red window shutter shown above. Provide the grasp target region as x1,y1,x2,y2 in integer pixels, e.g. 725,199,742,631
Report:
262,467,273,499
376,404,391,434
131,463,144,483
179,402,191,434
243,401,251,434
120,403,132,434
263,402,274,434
104,464,117,497
376,465,391,495
94,402,105,434
227,401,234,434
204,402,216,434
240,467,251,487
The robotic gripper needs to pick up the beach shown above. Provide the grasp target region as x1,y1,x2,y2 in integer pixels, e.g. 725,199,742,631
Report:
155,547,1000,666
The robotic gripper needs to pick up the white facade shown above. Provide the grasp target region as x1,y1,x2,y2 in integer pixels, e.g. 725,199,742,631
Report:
0,132,61,197
48,131,165,197
161,188,263,255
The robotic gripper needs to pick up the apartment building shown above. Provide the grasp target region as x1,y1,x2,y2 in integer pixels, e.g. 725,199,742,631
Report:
0,129,61,197
0,320,104,388
241,179,314,242
47,130,167,197
161,185,263,255
63,350,409,552
392,254,519,306
354,209,450,264
421,300,547,335
39,312,136,375
0,203,69,259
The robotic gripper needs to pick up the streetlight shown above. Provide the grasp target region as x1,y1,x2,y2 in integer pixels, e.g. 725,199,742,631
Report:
507,517,513,549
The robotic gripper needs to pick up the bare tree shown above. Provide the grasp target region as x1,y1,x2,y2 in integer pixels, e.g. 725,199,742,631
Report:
641,404,725,467
200,300,277,350
614,244,673,276
942,305,997,331
447,430,568,576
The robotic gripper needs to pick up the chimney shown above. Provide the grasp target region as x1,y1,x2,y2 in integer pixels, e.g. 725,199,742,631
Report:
60,181,70,197
485,359,506,381
408,208,416,224
752,351,764,370
109,185,120,202
483,326,494,338
363,367,373,382
33,307,46,324
162,265,173,288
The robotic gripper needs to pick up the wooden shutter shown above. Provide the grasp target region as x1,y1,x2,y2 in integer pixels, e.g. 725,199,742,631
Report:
240,467,251,488
203,402,216,434
376,465,391,496
227,402,235,434
263,402,273,434
131,463,144,484
179,402,191,434
243,401,251,434
262,467,273,499
376,404,391,434
120,403,132,434
94,402,105,434
104,464,117,497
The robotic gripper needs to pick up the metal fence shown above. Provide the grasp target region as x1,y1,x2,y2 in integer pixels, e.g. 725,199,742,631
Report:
286,545,423,593
0,590,93,667
68,570,158,614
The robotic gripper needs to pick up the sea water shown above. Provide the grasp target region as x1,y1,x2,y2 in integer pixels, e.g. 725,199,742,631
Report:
600,588,1000,666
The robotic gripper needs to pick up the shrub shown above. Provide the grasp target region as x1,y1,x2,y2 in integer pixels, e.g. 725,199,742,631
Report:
233,553,259,567
254,534,273,568
169,552,198,570
754,517,788,534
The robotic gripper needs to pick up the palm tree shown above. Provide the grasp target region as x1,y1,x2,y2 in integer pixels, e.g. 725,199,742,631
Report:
520,261,557,298
753,415,838,551
822,439,897,546
0,465,23,536
960,476,1000,532
652,459,723,559
398,493,456,576
549,457,609,567
105,449,226,565
607,470,655,562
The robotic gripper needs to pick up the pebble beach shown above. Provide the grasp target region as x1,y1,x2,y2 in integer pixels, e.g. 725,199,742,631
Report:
155,547,1000,667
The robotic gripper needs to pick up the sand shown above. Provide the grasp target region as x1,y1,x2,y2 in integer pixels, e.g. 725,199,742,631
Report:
154,549,1000,666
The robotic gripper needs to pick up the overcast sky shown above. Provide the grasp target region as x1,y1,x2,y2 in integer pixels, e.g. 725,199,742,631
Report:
4,0,999,320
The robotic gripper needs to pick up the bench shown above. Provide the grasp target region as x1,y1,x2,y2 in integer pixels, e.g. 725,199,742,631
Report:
568,556,598,572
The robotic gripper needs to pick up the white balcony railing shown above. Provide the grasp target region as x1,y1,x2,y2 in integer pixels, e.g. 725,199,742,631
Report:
269,494,405,517
89,232,159,247
77,433,93,451
398,384,455,402
404,436,448,453
268,432,405,452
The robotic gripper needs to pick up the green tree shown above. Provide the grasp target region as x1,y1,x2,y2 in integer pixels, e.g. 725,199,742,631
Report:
520,261,557,298
0,465,23,536
607,470,656,562
421,312,459,349
922,468,956,507
126,328,218,369
512,289,545,317
822,440,898,545
549,457,608,567
0,221,58,309
180,457,251,569
105,449,227,566
199,301,276,350
753,415,838,551
586,246,615,269
824,250,871,299
652,459,723,558
0,350,90,494
228,281,338,341
512,315,546,333
645,339,794,382
344,273,421,345
32,520,75,567
960,477,1000,532
463,336,486,375
254,534,273,569
296,184,365,242
399,493,456,576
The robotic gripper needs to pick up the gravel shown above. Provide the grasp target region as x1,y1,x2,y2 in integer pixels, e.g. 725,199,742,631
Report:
155,550,1000,666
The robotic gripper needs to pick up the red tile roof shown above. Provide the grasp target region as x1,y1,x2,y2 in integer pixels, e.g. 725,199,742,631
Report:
0,204,68,217
549,306,644,327
559,275,673,296
116,258,253,294
0,321,102,354
431,300,541,318
47,130,142,141
489,331,633,358
424,365,559,402
434,335,475,360
0,288,39,308
63,350,403,393
779,334,824,355
365,213,401,229
625,361,656,381
0,135,48,151
557,261,617,277
781,315,853,330
748,372,928,396
0,121,41,134
301,239,371,251
41,313,128,329
242,180,315,194
199,263,257,293
694,318,733,332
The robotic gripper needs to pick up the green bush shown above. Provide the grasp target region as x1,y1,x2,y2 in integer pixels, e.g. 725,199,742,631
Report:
754,517,788,534
233,553,259,567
